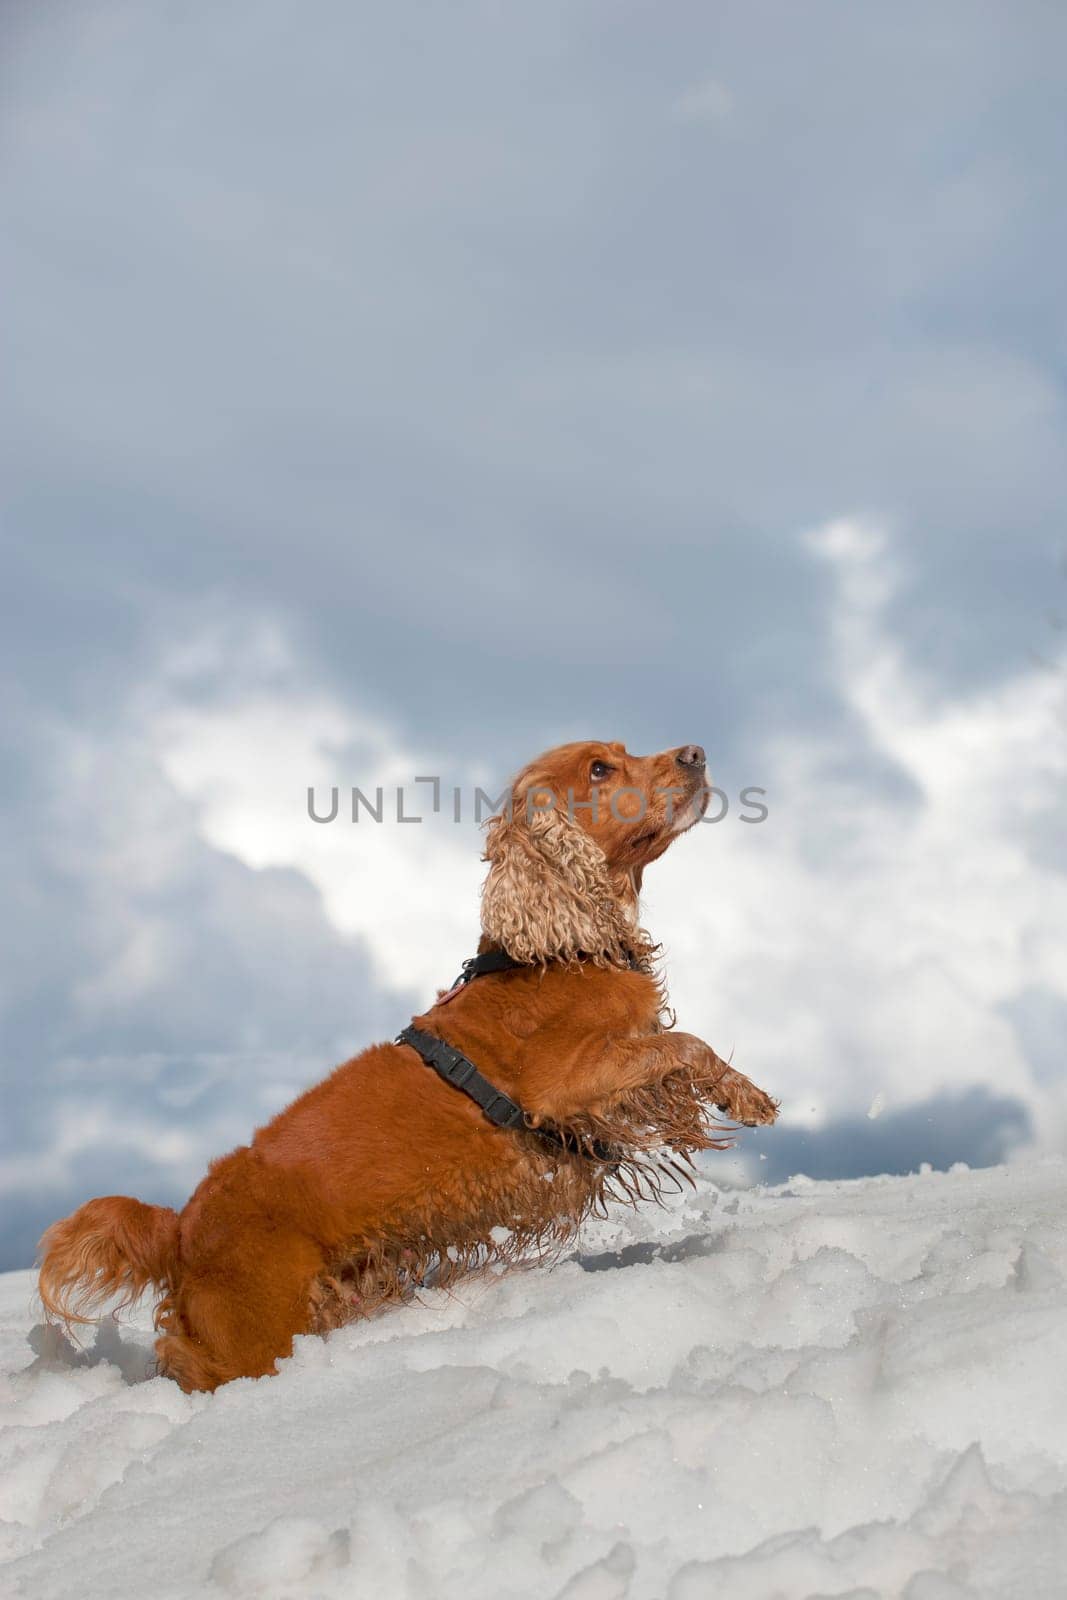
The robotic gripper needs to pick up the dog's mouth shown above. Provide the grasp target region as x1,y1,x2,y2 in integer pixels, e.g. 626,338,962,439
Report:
673,782,709,834
626,779,707,857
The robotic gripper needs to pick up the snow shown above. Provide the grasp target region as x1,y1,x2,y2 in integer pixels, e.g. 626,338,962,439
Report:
2,1161,1066,1600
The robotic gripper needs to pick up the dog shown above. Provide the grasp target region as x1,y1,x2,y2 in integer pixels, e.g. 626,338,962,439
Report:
38,740,778,1391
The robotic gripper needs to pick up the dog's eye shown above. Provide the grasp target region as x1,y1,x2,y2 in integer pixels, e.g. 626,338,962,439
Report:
590,760,613,782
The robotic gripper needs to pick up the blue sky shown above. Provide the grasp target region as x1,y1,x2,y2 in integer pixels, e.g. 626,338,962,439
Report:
2,1,1066,1269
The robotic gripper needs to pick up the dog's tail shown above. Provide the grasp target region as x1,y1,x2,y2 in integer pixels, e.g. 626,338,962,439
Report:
38,1196,180,1329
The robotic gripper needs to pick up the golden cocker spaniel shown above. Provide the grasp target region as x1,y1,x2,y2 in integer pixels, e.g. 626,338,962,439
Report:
39,740,778,1391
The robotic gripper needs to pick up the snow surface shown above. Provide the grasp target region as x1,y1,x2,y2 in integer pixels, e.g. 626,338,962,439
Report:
2,1160,1066,1600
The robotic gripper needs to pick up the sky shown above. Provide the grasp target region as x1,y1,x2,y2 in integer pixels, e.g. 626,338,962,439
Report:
2,0,1066,1269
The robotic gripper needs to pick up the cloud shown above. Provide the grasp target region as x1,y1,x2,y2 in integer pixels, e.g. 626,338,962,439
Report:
736,1087,1032,1186
146,619,486,997
0,630,411,1269
645,519,1067,1165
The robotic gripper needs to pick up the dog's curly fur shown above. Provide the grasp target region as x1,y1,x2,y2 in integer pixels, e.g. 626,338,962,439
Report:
38,740,778,1392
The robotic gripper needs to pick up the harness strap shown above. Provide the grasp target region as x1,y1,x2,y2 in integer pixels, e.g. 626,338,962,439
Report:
396,947,646,1162
398,1024,529,1133
396,1023,616,1163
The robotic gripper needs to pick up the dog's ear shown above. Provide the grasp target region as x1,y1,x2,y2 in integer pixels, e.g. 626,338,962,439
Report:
481,793,632,965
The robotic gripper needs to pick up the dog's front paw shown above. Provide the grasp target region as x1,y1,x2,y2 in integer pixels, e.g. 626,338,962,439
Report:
712,1068,779,1127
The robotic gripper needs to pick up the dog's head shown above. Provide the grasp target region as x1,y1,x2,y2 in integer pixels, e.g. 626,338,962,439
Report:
481,741,708,964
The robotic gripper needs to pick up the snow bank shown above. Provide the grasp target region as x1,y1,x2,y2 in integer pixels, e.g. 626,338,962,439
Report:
2,1160,1066,1599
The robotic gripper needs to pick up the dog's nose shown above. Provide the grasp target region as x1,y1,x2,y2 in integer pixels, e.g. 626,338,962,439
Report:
676,744,706,770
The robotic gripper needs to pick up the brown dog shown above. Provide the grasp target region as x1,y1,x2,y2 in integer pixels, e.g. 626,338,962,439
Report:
38,741,777,1391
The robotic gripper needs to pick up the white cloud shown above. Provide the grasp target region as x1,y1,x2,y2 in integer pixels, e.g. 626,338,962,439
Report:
645,519,1067,1155
149,623,486,999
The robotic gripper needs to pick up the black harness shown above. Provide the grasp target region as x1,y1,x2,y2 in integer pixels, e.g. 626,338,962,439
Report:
397,949,640,1162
